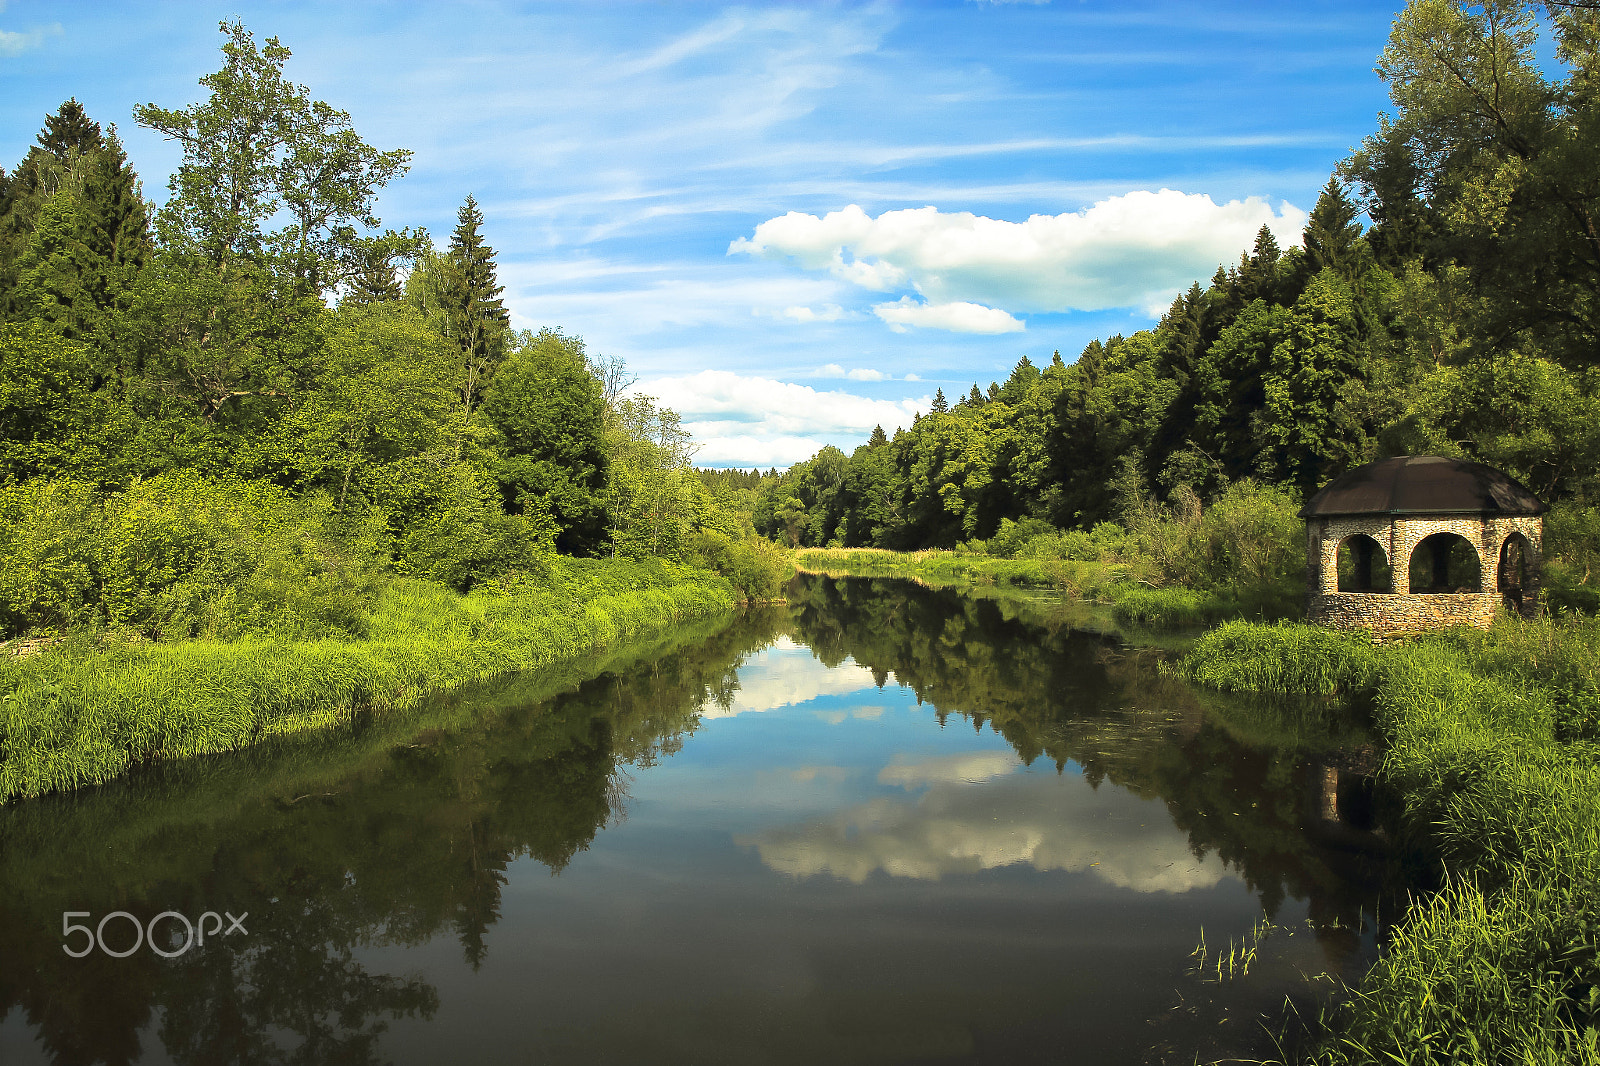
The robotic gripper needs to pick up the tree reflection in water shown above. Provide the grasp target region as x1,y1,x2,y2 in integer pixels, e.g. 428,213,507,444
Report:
0,578,1394,1065
0,611,783,1066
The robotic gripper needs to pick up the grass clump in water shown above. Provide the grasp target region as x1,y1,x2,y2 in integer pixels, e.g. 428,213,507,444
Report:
1179,616,1600,1063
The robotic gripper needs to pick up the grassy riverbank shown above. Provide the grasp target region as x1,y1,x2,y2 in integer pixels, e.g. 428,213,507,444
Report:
792,546,1253,629
1182,618,1600,1063
0,557,740,804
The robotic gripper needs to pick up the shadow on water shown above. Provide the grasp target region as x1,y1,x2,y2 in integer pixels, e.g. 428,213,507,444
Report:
0,576,1402,1065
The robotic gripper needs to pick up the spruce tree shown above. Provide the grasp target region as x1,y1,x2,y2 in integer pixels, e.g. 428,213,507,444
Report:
17,129,153,345
868,424,888,447
0,100,108,318
930,387,948,414
443,195,510,415
1303,179,1363,278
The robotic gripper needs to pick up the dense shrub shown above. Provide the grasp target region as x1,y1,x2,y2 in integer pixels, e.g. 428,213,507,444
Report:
0,473,387,641
683,529,792,602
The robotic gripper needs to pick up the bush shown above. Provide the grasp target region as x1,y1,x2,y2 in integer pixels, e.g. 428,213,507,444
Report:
0,473,388,641
684,530,793,602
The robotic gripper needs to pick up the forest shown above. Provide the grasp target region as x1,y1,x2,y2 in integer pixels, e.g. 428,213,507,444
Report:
752,0,1600,620
0,19,787,651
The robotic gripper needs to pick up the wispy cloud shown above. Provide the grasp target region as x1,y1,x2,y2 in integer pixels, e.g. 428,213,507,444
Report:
0,20,61,57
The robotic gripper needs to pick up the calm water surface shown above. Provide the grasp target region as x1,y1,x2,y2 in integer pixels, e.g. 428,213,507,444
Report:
0,576,1395,1065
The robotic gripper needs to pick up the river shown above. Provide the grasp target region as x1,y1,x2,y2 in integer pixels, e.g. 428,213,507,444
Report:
0,575,1398,1065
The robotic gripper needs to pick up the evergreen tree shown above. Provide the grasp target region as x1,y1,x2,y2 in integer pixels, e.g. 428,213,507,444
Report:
930,387,949,414
15,129,153,347
868,424,888,447
0,100,107,318
1302,179,1364,279
440,195,510,416
341,243,403,307
964,384,985,407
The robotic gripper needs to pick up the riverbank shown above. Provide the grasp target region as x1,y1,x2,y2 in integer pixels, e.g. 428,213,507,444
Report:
0,556,740,803
791,546,1251,629
1182,618,1600,1063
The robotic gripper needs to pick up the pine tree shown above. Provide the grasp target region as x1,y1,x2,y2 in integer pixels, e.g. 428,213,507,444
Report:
17,128,152,345
868,424,888,447
0,100,108,318
1303,179,1363,278
443,195,510,415
930,387,948,414
341,243,403,307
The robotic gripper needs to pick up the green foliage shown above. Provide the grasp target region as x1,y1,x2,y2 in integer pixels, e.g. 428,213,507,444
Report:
1181,620,1382,697
0,557,738,802
1111,587,1237,630
0,472,386,641
1183,615,1600,1062
481,328,608,553
132,19,416,291
682,529,793,602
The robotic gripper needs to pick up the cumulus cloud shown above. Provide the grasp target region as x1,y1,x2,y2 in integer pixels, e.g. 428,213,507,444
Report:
701,637,881,720
873,297,1025,334
635,369,928,466
739,766,1232,892
730,191,1307,320
0,21,61,56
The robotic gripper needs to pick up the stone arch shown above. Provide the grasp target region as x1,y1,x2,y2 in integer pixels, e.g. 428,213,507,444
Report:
1335,533,1391,592
1498,531,1533,612
1408,531,1483,593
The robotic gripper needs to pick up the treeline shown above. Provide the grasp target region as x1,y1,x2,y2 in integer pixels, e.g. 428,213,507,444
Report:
755,0,1600,609
0,22,785,640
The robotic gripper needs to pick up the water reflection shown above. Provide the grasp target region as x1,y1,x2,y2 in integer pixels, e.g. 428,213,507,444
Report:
0,578,1393,1065
742,764,1229,891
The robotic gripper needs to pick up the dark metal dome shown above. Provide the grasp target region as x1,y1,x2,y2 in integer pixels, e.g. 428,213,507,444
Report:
1299,456,1547,518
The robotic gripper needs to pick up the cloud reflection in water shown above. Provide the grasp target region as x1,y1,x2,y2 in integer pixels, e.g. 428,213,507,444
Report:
741,753,1229,893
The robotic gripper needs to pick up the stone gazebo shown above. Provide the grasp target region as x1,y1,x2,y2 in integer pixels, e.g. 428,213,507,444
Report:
1301,456,1546,634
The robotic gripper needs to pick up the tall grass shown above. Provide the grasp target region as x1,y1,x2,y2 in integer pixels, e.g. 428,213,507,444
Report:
1179,616,1600,1062
0,557,738,803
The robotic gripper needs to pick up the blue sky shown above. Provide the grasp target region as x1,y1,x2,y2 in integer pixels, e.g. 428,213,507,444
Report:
0,1,1403,467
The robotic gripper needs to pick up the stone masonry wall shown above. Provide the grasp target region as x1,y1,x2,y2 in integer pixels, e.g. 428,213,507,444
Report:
1308,591,1501,634
1305,512,1543,629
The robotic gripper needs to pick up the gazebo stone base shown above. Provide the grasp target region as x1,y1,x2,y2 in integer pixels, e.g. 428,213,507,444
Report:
1308,591,1505,634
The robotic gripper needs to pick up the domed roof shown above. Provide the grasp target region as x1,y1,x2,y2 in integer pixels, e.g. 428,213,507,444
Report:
1299,456,1547,518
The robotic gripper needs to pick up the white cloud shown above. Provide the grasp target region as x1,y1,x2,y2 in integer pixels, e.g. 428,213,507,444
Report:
634,370,928,466
873,297,1025,334
731,191,1307,320
813,364,890,382
0,21,61,56
739,767,1231,892
781,304,846,323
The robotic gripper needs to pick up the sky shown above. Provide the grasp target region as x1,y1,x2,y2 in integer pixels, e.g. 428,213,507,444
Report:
0,0,1405,467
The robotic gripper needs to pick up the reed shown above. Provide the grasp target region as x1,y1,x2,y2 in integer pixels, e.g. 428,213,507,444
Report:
0,557,739,803
1110,586,1236,630
1178,616,1600,1063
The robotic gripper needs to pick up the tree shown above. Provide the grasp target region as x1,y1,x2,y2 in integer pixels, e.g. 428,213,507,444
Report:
14,129,153,350
930,387,949,413
410,198,511,420
481,329,610,554
0,100,108,318
134,20,418,292
1345,0,1600,367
